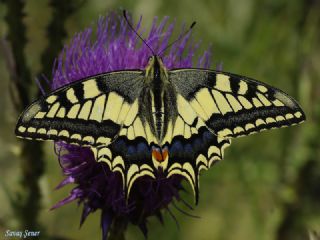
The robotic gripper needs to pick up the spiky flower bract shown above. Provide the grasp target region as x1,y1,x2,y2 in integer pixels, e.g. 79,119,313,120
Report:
51,12,213,240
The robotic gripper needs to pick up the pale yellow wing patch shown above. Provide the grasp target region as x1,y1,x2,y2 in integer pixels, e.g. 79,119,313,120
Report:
170,69,305,140
16,71,144,147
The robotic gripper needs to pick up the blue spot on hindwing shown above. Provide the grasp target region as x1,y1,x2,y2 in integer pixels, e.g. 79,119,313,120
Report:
202,130,213,144
137,142,149,154
135,142,150,160
170,140,183,159
127,145,136,157
113,138,126,152
192,138,202,151
184,143,194,159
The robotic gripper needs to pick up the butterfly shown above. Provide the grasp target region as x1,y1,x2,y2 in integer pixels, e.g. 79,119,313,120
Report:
15,53,305,203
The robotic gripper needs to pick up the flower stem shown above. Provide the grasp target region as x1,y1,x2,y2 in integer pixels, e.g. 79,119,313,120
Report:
4,0,44,231
108,217,128,240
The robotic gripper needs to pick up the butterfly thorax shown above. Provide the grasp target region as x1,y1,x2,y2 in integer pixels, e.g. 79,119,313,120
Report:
141,56,177,146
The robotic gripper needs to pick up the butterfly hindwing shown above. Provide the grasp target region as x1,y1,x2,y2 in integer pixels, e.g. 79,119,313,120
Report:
15,71,144,146
166,117,230,203
158,96,230,203
170,69,306,139
95,113,158,198
96,96,231,203
95,136,156,199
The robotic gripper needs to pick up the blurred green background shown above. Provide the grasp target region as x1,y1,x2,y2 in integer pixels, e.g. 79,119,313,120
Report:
0,0,319,239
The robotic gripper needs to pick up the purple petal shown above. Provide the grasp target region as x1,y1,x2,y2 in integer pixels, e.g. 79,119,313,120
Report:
101,210,113,240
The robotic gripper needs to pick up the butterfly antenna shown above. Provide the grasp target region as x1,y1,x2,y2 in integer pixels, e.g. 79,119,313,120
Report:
158,21,196,56
123,10,155,55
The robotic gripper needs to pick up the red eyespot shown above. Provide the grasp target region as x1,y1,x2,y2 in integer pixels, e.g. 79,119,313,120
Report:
162,147,168,161
152,147,169,163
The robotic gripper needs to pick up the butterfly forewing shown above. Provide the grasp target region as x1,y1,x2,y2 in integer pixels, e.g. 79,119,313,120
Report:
15,71,145,146
170,69,305,139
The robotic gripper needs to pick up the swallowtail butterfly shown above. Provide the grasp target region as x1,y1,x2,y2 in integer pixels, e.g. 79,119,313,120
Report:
15,17,305,204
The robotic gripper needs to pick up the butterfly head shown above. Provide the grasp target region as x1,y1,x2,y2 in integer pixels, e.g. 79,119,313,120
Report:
145,55,168,81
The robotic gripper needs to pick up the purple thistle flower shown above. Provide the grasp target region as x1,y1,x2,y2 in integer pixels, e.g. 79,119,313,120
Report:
50,12,213,239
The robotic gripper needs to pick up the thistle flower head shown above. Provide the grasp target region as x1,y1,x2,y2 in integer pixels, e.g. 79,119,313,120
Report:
51,12,213,239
